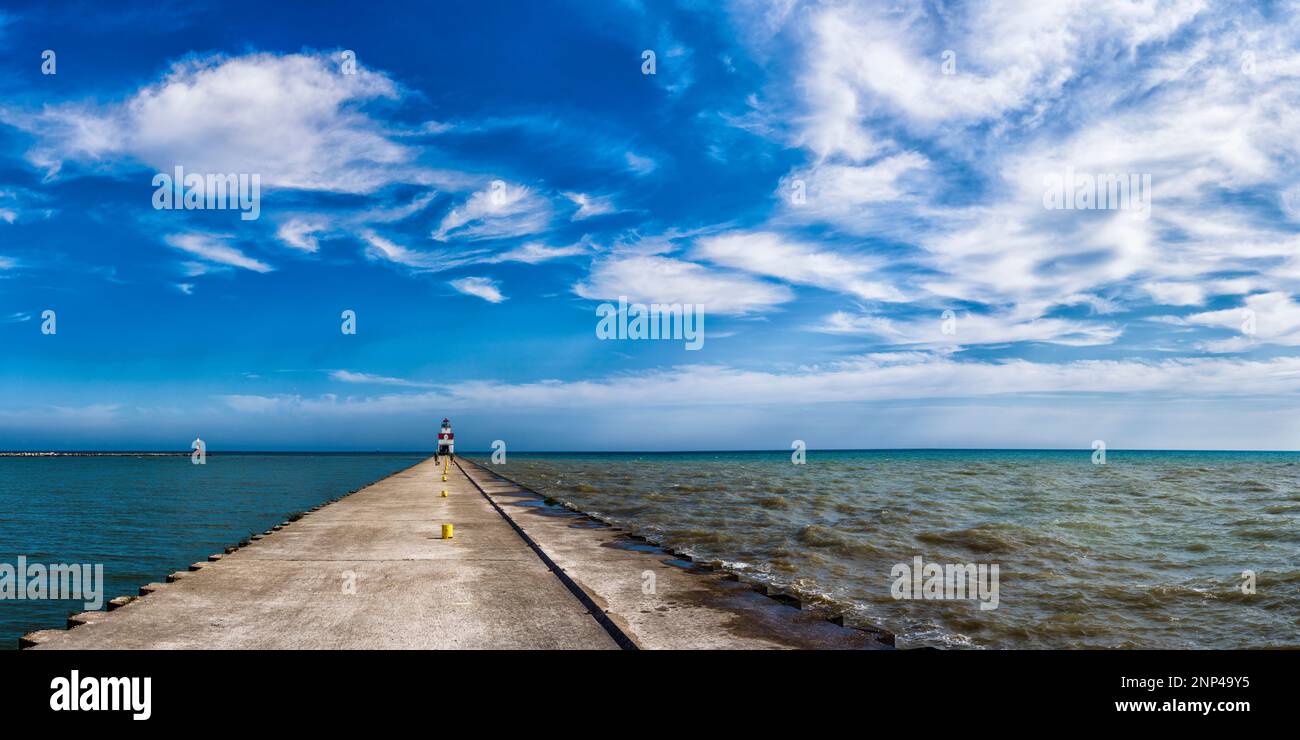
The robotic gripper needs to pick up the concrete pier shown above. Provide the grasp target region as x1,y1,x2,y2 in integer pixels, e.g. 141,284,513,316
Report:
26,457,619,649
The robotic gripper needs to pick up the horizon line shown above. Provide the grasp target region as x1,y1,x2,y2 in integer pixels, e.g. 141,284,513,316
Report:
4,447,1300,455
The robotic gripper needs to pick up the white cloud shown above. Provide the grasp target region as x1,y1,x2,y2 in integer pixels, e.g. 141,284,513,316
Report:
221,394,298,414
362,231,426,265
164,233,272,273
176,283,194,295
575,255,794,315
216,353,1300,415
449,276,506,303
911,69,1300,316
431,181,551,241
564,191,618,220
624,151,658,176
330,370,433,387
817,310,1121,347
728,0,1300,344
793,1,1203,160
352,191,437,225
694,230,905,302
276,218,326,253
5,52,456,193
786,151,928,202
444,354,1300,407
1144,282,1205,306
361,230,482,271
776,152,931,235
0,187,51,224
1185,292,1300,351
484,241,588,264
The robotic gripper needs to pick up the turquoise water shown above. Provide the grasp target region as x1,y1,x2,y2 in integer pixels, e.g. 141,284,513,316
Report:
467,450,1300,649
0,453,423,649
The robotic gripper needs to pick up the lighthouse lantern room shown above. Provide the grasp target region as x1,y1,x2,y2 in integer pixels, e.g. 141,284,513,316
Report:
437,418,455,457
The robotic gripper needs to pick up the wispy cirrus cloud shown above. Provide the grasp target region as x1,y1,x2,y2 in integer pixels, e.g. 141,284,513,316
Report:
0,187,51,224
164,233,272,273
714,0,1300,352
449,276,506,303
564,191,618,220
431,181,552,241
360,230,484,272
221,353,1300,416
275,218,326,253
816,310,1122,348
624,151,658,176
694,231,905,302
575,254,793,315
483,240,589,265
329,370,434,388
784,0,1204,159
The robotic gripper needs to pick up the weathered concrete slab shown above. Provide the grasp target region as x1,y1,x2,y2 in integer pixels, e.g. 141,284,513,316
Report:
29,458,618,650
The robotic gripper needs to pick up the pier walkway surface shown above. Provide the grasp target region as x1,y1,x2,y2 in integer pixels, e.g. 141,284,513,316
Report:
24,457,619,649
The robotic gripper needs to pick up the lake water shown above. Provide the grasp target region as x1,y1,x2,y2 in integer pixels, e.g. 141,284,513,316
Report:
466,450,1300,649
0,453,424,649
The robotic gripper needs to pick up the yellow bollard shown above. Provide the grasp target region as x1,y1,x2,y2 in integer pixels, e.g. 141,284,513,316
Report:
442,474,447,482
441,489,448,497
441,523,454,539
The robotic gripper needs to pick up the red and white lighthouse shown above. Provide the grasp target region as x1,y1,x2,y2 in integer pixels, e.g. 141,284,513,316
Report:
437,418,455,456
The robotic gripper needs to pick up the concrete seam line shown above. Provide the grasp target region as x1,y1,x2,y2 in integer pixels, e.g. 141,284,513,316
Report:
453,457,640,651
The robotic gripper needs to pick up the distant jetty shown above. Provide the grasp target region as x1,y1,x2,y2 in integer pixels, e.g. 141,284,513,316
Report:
0,452,189,457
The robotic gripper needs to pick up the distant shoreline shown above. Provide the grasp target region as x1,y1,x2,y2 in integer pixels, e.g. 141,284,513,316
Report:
0,451,427,457
0,452,191,457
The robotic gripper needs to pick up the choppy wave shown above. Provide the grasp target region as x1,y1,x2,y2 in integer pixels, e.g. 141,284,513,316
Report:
474,450,1300,649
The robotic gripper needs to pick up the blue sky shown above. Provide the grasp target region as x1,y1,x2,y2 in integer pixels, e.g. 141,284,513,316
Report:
2,0,1300,451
